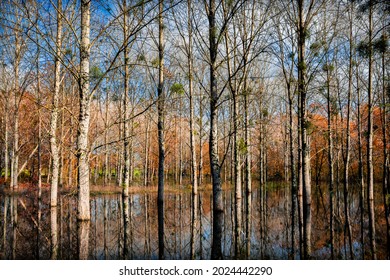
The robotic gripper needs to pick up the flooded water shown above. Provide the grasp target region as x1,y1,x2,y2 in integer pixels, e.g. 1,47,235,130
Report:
0,185,387,259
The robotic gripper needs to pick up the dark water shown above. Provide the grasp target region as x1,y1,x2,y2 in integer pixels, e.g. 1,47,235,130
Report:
0,185,386,259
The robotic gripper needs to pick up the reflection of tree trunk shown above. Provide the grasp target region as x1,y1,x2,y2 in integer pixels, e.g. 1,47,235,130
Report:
77,221,90,260
104,198,108,259
191,193,199,259
51,207,58,259
2,196,8,258
158,194,164,260
11,197,17,259
68,198,72,258
144,194,150,258
123,196,130,259
36,196,41,259
199,193,203,259
245,178,252,259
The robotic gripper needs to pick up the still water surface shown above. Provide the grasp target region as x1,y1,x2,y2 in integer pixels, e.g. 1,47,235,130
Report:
0,185,384,259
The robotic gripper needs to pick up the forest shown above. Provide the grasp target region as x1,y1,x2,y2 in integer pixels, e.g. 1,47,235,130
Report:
0,0,389,260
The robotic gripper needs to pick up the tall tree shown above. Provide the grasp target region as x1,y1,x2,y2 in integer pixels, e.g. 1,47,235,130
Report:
50,0,63,207
157,0,165,260
77,0,92,220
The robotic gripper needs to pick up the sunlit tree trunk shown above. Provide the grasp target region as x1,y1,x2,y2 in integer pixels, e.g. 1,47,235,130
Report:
50,0,63,207
143,116,150,187
77,0,91,221
122,0,130,197
11,25,22,189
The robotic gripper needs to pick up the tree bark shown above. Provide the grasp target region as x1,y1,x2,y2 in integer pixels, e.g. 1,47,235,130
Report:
77,0,91,221
50,0,63,207
157,0,165,260
208,0,223,260
367,3,377,260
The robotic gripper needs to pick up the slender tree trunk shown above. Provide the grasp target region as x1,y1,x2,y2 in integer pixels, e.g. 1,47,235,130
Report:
356,67,365,259
104,91,109,186
36,38,42,198
157,0,165,260
4,81,9,183
343,7,354,259
122,0,130,197
77,0,91,221
143,116,150,187
188,0,199,260
380,40,390,259
11,33,21,189
50,0,63,207
297,0,311,259
198,91,204,186
367,4,376,260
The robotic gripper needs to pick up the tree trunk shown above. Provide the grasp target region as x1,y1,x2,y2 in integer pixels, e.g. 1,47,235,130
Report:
77,0,91,221
50,0,63,207
157,0,165,260
298,0,311,259
208,0,223,260
326,65,335,260
188,0,199,260
122,0,130,197
367,4,376,260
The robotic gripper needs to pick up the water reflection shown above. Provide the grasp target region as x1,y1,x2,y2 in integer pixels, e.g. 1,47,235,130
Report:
0,186,387,259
